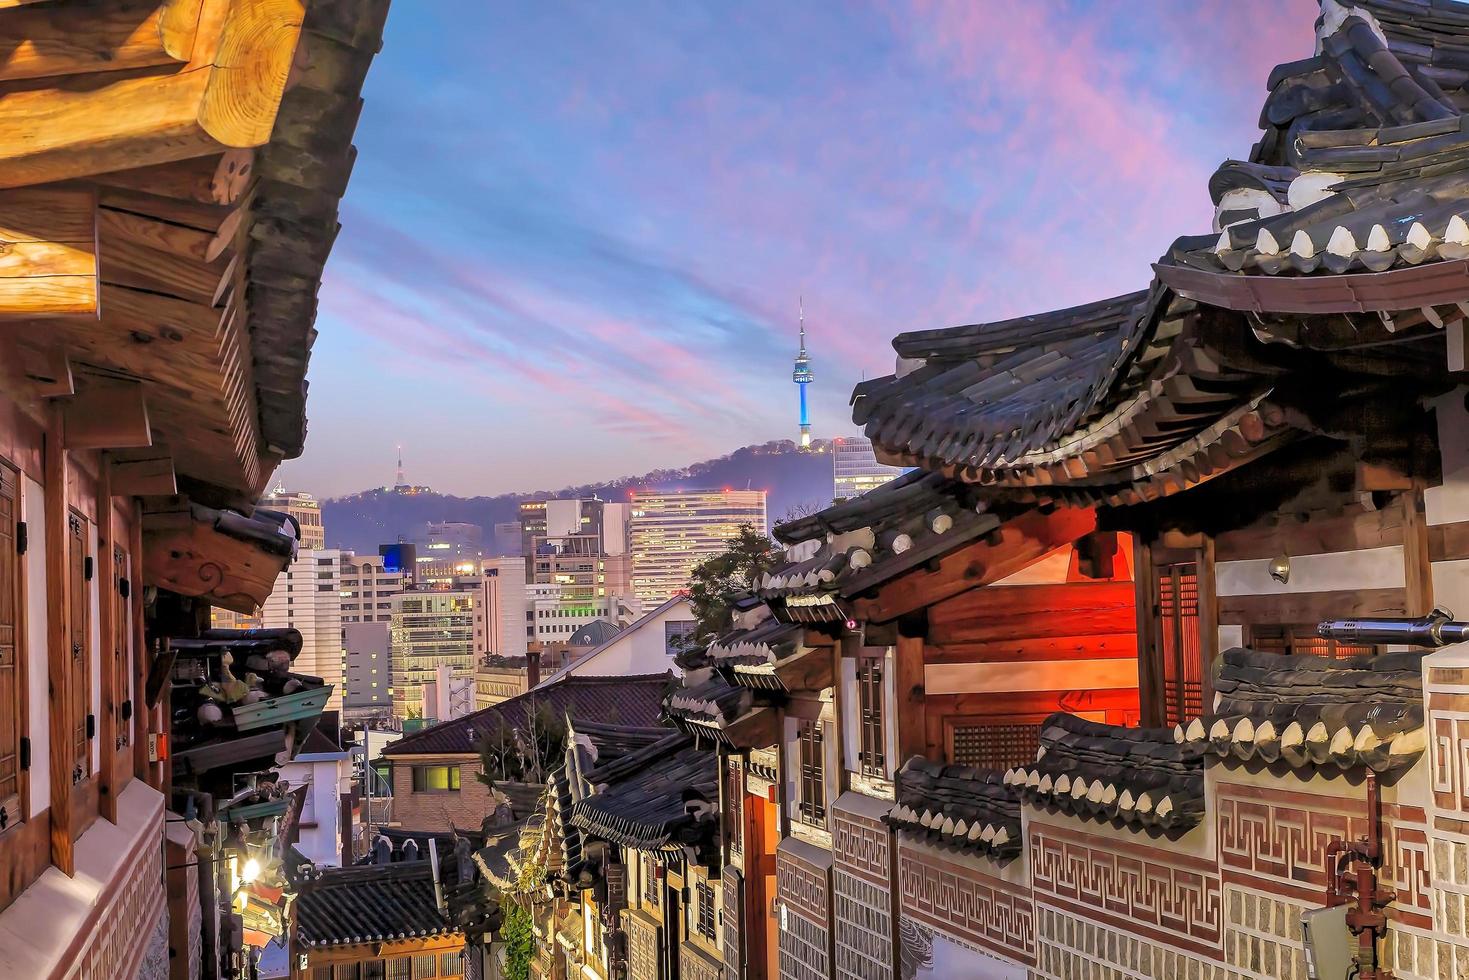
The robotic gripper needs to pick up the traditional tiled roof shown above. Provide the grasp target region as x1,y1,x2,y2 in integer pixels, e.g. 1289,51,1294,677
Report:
1158,1,1469,319
666,675,752,732
295,863,457,949
757,471,999,607
171,628,303,661
706,614,802,667
382,673,670,756
887,758,1021,859
1178,647,1427,772
1006,713,1205,832
569,737,718,852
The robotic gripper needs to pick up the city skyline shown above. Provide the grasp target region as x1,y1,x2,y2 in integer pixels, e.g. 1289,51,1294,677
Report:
277,0,1315,498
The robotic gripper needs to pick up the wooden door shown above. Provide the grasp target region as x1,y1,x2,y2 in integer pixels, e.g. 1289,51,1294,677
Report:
68,511,89,783
0,466,21,829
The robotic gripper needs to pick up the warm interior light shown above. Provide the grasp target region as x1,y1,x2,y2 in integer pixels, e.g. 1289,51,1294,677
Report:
242,857,262,883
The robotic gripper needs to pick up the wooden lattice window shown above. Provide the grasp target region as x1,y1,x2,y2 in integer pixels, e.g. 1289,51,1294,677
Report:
643,853,659,906
797,720,825,824
312,967,333,980
411,953,438,978
695,881,717,942
363,964,386,980
725,757,743,853
335,965,362,980
439,951,461,976
68,511,90,783
948,719,1043,771
1249,623,1379,660
857,657,885,778
386,959,411,980
1156,559,1202,727
0,466,21,831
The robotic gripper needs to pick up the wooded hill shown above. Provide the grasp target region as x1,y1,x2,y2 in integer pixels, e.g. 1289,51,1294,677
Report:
321,441,839,553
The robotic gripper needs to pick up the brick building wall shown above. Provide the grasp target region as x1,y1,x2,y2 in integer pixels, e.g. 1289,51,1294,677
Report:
388,754,499,832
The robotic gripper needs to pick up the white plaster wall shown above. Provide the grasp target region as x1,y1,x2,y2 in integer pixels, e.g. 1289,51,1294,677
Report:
1214,546,1405,596
536,598,693,686
23,477,46,819
1426,387,1469,526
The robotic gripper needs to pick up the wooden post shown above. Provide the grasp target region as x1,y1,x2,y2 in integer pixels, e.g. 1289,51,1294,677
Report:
774,705,790,840
1133,536,1163,729
130,501,151,784
834,633,857,796
1197,535,1219,717
1403,484,1434,617
95,463,117,823
894,617,927,764
43,407,73,874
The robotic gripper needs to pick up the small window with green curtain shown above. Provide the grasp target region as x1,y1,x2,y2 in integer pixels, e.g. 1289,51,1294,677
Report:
411,764,461,792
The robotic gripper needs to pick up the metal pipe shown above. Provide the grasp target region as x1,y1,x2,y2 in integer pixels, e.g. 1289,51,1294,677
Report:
1318,606,1467,647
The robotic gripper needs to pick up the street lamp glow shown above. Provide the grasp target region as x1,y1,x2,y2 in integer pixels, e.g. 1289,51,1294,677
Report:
241,857,261,883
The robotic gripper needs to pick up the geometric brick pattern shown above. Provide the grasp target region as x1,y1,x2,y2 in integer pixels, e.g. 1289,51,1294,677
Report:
625,911,660,980
834,869,892,980
1033,904,1231,980
897,841,1034,966
777,843,832,980
1029,822,1221,960
76,829,167,980
833,805,889,887
778,906,830,980
1215,781,1432,931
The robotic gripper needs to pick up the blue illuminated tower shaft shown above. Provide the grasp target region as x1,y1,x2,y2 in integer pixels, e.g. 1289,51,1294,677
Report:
793,300,813,447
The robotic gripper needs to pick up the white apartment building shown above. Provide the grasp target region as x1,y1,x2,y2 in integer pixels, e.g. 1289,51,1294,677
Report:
340,551,404,624
389,589,476,720
628,489,767,604
254,548,344,712
474,556,529,659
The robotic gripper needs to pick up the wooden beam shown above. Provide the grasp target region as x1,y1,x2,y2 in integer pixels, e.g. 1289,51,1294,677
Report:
0,187,98,317
109,450,177,497
1197,535,1218,716
130,502,151,782
95,468,118,823
44,408,74,875
1217,588,1409,626
853,506,1099,624
1402,483,1434,616
1356,461,1414,492
60,382,152,450
0,1,187,84
92,149,253,207
0,0,305,188
894,631,926,764
99,205,236,265
1134,536,1163,729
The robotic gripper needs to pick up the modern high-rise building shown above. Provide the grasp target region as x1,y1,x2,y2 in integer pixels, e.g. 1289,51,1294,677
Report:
340,551,405,624
629,489,768,604
389,589,476,720
475,556,530,659
260,485,326,548
425,521,483,557
492,520,523,556
343,621,393,722
792,300,814,448
258,548,345,712
832,436,906,501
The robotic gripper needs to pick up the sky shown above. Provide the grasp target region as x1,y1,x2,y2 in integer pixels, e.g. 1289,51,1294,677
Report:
276,0,1319,499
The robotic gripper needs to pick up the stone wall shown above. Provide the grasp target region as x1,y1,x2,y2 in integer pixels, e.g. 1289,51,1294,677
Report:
832,792,894,980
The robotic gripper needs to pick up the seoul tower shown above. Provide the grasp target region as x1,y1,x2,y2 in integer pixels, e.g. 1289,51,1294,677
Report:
792,298,813,448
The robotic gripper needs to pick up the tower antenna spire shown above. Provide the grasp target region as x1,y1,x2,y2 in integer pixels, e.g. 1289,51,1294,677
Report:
792,297,814,449
395,444,404,489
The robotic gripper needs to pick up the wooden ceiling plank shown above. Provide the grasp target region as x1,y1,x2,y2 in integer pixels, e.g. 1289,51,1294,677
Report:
108,449,177,496
91,148,254,207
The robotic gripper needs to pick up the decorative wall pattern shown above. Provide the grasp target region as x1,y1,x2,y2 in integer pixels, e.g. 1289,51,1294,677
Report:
131,910,170,980
835,868,893,979
70,830,166,980
624,911,660,980
723,865,743,975
777,845,829,925
1033,905,1230,980
833,803,889,887
1428,683,1469,830
1029,821,1221,959
1215,781,1432,930
778,905,830,980
897,839,1034,966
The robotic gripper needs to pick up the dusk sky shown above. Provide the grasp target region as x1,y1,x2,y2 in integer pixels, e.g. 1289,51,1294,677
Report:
277,0,1318,499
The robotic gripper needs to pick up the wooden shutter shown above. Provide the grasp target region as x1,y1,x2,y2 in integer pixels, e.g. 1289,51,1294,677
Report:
1156,560,1202,727
858,658,885,778
68,512,89,780
0,466,20,825
798,721,825,823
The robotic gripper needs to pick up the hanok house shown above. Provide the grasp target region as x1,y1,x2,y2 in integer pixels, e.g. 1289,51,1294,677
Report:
662,2,1469,978
379,674,671,835
0,2,386,978
289,835,501,980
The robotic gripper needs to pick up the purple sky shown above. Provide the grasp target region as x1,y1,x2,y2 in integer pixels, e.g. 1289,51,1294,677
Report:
276,0,1318,498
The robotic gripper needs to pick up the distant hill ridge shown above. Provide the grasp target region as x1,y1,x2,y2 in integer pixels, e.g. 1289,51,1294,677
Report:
319,440,838,553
